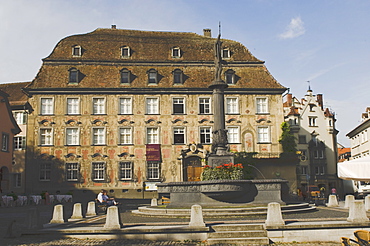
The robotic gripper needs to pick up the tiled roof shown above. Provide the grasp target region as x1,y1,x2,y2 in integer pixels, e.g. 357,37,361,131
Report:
0,82,31,104
27,28,286,91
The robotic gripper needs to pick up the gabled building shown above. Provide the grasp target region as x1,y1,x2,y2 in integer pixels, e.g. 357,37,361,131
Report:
0,82,32,194
0,89,21,193
347,107,370,159
283,89,339,194
23,27,287,198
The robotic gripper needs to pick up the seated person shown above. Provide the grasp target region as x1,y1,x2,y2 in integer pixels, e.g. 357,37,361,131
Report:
97,189,118,206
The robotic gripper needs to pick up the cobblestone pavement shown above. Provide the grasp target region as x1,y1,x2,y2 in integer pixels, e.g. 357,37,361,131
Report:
0,199,354,245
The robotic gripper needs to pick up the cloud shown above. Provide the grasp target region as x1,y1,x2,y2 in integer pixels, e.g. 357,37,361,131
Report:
279,17,305,39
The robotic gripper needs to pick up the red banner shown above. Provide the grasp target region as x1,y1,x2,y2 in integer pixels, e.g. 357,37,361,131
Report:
146,144,161,161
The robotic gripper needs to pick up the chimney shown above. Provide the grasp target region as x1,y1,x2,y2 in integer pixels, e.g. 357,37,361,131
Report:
111,25,117,29
317,94,323,110
287,94,292,106
203,29,211,37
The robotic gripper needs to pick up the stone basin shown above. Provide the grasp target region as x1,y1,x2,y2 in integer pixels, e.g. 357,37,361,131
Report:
157,179,288,208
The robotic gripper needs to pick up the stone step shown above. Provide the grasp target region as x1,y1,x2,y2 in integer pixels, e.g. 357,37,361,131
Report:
208,230,267,238
211,223,265,231
207,237,269,245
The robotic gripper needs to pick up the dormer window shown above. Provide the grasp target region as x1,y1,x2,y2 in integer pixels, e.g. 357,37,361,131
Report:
72,45,82,57
69,68,80,84
225,69,236,84
172,47,181,58
173,69,184,84
147,69,158,84
222,48,230,59
120,68,132,84
121,46,131,58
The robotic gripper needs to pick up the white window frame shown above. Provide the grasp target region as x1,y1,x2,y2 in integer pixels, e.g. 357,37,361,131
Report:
200,126,212,144
121,46,131,58
173,127,186,144
40,128,53,146
14,136,26,150
66,128,80,146
119,127,133,145
39,162,51,181
227,126,240,144
13,111,27,125
146,97,159,114
92,97,106,115
13,173,21,187
66,162,79,181
226,97,239,114
40,98,54,115
301,166,308,175
225,70,235,84
309,117,317,127
148,69,158,84
199,97,211,114
222,48,230,58
146,127,159,144
119,97,132,115
172,97,185,114
72,45,82,57
256,97,268,114
92,127,106,145
119,161,133,180
67,98,80,115
147,161,160,180
172,47,181,58
257,126,270,143
92,162,106,181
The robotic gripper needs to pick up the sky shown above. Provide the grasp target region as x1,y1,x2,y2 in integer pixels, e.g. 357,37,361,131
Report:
1,0,370,146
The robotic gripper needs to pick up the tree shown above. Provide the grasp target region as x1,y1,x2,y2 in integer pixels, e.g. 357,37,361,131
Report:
279,122,297,153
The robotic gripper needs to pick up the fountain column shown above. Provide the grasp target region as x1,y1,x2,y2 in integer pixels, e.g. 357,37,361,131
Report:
207,34,234,167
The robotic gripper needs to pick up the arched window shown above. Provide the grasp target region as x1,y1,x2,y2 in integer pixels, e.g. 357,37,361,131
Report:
225,69,235,84
147,69,158,84
68,68,79,84
120,68,131,84
173,69,184,84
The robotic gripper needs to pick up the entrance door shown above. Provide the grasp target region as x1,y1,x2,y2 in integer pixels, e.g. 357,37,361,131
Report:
183,156,202,181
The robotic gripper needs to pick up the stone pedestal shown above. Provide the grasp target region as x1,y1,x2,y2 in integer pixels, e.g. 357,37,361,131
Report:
50,204,64,224
27,207,42,229
265,202,285,227
69,203,83,221
327,195,339,207
189,204,206,228
208,154,234,168
86,201,96,217
365,195,370,211
347,200,369,223
344,195,354,209
151,198,158,207
104,206,121,230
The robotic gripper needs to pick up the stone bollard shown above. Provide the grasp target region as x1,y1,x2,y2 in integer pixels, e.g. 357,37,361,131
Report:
344,195,355,209
50,204,64,224
347,200,369,223
265,202,285,227
189,204,206,228
365,195,370,211
327,195,339,207
69,203,83,221
104,206,121,230
27,207,42,229
86,201,96,217
151,198,158,207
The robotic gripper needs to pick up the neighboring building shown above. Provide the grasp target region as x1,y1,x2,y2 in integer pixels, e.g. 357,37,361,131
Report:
0,89,21,193
0,82,32,194
337,143,351,162
23,27,287,198
283,89,339,194
347,107,370,159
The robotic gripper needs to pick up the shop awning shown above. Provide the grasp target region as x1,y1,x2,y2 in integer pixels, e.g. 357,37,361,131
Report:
337,156,370,181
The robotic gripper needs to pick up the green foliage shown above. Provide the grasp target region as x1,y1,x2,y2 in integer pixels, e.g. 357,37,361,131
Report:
234,152,257,179
201,163,245,181
279,122,297,153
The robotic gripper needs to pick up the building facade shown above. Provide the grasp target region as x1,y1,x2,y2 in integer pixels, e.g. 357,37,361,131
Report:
347,107,370,159
24,27,287,198
283,89,339,195
0,82,32,194
0,89,21,193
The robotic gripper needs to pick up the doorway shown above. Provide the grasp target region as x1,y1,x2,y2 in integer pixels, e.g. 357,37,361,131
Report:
183,156,202,181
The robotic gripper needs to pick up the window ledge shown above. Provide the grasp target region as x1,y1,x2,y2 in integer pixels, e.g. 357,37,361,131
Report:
257,142,272,144
255,113,270,115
